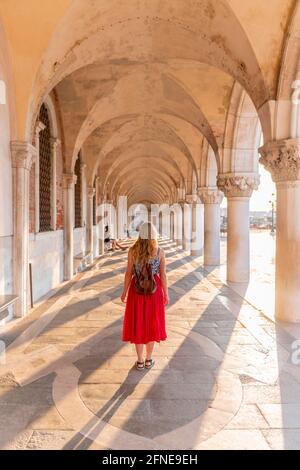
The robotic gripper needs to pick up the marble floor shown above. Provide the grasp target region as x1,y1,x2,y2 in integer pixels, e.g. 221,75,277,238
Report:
219,230,276,322
0,238,300,450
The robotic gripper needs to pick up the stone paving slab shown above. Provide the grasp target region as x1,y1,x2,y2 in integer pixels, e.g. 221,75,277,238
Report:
0,239,299,449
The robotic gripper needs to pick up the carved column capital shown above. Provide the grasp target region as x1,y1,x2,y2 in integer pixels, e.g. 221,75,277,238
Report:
177,187,185,201
198,187,224,204
62,173,77,189
50,137,61,151
185,193,198,204
11,141,37,170
259,138,300,182
87,187,96,199
217,173,259,198
35,121,46,136
80,162,87,173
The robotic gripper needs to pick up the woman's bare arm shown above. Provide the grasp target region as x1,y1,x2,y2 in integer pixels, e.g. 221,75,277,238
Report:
121,250,134,302
159,249,169,305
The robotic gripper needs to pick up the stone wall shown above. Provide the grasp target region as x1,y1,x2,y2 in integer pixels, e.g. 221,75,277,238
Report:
93,225,98,258
73,227,86,256
0,236,13,295
0,51,13,297
29,230,64,302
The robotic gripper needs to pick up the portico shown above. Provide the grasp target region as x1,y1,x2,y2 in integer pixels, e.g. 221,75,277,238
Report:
1,0,300,450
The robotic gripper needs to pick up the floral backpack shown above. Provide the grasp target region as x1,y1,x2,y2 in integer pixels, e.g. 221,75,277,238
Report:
133,257,158,295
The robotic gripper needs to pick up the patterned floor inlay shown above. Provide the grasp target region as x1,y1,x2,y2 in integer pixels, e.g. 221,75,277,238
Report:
0,239,300,449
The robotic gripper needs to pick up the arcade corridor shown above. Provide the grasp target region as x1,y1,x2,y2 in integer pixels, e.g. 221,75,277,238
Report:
0,239,299,450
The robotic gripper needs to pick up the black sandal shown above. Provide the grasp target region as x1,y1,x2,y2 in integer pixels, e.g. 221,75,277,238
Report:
145,359,155,370
135,361,145,371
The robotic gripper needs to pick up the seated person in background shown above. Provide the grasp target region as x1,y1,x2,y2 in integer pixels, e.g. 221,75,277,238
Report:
104,225,127,251
124,224,130,238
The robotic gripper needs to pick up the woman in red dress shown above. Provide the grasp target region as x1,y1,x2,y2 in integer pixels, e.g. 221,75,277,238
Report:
121,222,168,370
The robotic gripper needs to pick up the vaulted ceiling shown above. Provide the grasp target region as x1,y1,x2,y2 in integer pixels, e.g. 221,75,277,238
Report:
0,0,297,205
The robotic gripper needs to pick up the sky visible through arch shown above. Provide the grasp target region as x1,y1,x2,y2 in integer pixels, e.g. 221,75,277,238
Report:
221,164,276,212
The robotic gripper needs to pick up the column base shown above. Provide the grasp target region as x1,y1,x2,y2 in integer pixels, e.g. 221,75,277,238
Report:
275,291,300,323
227,272,250,284
190,249,203,256
99,239,105,256
275,312,300,323
204,258,220,267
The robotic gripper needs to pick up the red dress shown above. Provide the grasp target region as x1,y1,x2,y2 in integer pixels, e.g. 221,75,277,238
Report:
122,253,167,345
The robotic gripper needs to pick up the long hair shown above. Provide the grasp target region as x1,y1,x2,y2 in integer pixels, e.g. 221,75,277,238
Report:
130,222,158,265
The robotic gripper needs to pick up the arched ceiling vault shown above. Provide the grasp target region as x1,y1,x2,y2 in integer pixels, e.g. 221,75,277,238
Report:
0,0,295,142
26,0,296,139
110,166,177,199
102,154,184,193
82,115,199,185
1,0,296,205
79,105,200,199
89,140,191,188
126,185,172,206
110,173,177,203
54,66,220,170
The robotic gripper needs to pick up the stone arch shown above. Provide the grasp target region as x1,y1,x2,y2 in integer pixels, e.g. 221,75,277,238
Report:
25,0,271,143
103,154,184,194
111,166,176,203
257,1,300,142
93,143,188,194
44,94,59,139
200,145,218,188
70,70,219,172
0,16,16,297
222,82,261,174
278,1,300,101
88,115,199,186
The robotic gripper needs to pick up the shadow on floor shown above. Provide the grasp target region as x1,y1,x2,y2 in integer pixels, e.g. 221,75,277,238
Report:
62,259,248,448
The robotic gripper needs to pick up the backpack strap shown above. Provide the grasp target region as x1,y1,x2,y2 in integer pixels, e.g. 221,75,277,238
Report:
133,263,139,279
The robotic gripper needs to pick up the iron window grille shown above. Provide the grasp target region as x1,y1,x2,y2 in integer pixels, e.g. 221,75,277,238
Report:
39,104,52,232
74,156,82,228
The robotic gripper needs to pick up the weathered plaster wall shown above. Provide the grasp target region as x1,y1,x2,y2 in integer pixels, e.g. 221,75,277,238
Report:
0,0,72,138
0,236,13,295
0,19,13,296
73,227,86,256
29,230,64,302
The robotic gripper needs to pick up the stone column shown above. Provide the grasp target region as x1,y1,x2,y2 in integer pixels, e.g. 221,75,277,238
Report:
80,162,87,228
170,211,175,241
186,194,202,256
179,201,188,251
93,177,100,258
11,142,37,317
117,195,127,239
199,188,223,266
87,187,95,263
62,173,77,280
50,137,60,231
174,204,182,248
259,138,300,322
218,174,259,283
34,121,45,233
98,198,105,256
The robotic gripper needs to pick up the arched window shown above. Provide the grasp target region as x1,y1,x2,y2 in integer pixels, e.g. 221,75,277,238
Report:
39,104,52,232
74,155,82,228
